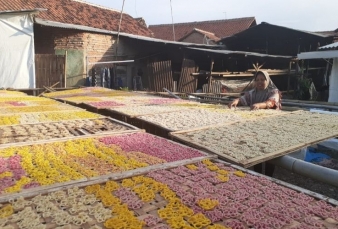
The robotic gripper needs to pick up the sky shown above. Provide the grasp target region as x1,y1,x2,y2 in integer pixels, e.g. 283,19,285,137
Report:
85,0,338,32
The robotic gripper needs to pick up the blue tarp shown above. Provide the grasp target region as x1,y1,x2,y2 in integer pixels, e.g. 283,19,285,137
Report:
304,147,331,163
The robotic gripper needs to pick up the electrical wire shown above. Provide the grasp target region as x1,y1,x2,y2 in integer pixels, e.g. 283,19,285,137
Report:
115,0,126,60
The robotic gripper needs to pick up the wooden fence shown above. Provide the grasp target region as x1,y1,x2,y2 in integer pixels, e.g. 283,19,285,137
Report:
202,80,223,93
35,54,66,88
147,60,174,92
178,59,198,93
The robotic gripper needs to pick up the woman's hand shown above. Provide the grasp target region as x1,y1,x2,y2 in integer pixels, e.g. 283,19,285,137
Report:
228,99,239,108
250,102,267,110
250,103,261,110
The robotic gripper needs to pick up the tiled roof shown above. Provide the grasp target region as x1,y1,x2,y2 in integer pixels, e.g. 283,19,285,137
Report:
149,17,256,41
0,0,153,37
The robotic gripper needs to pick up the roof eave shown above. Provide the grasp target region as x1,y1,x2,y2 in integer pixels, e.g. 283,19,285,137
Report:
0,8,46,15
34,18,222,48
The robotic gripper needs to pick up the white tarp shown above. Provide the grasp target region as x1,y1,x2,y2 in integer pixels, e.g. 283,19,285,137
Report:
329,58,338,102
0,13,35,88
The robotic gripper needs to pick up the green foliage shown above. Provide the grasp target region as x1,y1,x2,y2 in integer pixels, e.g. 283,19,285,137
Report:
297,77,312,100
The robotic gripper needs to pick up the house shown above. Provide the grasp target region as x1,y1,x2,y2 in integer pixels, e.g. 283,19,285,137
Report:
179,28,220,45
218,22,337,99
218,22,334,56
149,17,256,44
315,29,338,43
0,0,153,88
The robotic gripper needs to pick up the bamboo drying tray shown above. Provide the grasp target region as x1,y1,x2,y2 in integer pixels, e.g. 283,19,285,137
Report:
0,158,337,229
136,108,290,133
0,131,212,198
0,117,140,147
0,104,83,115
108,105,192,119
0,110,103,126
170,111,338,168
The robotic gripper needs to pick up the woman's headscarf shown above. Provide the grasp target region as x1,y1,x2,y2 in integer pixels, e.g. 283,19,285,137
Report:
251,71,278,104
255,71,277,90
239,71,279,105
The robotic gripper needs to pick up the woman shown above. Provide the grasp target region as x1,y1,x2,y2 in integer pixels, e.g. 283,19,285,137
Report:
228,71,281,176
228,71,281,110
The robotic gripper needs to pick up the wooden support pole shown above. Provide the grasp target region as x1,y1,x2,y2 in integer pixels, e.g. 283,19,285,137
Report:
208,58,214,93
287,61,292,96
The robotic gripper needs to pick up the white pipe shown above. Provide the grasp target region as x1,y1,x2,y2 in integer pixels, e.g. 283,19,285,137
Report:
88,60,134,65
269,155,338,187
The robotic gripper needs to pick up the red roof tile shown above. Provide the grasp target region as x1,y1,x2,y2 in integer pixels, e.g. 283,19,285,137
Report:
149,17,256,41
0,0,153,37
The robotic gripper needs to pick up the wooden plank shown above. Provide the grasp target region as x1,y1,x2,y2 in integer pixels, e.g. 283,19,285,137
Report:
161,61,167,91
178,59,197,93
153,62,159,91
165,60,170,91
168,61,174,91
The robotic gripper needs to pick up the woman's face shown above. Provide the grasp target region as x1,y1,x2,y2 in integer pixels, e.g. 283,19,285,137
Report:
255,73,268,90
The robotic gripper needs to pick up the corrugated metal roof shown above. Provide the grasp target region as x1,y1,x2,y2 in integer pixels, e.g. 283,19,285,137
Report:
319,42,338,50
298,50,338,59
35,18,221,48
187,47,294,59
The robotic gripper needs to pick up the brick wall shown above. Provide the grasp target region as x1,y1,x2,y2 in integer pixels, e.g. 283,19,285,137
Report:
34,26,138,88
34,25,85,53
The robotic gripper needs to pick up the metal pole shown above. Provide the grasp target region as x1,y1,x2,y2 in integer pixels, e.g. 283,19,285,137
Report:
169,0,176,41
115,0,126,59
163,88,181,99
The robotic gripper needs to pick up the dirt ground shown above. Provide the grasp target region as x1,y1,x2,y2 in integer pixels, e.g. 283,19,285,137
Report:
272,166,338,200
